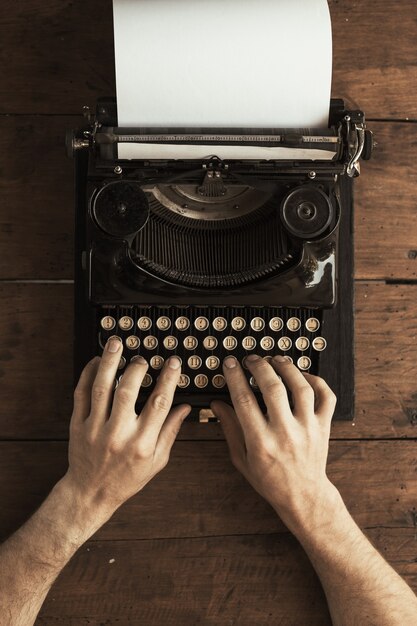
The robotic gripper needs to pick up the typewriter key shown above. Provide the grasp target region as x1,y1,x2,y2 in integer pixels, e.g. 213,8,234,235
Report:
150,355,164,370
126,335,140,350
260,336,274,351
101,316,116,331
163,336,178,350
184,336,198,350
206,356,220,370
118,356,126,370
295,336,310,351
157,316,171,331
137,316,152,331
92,180,150,238
242,336,256,350
143,335,158,350
212,374,226,389
194,317,209,331
231,317,246,331
269,317,284,332
175,316,190,331
278,337,292,351
195,374,208,389
312,337,327,351
203,336,218,350
249,376,259,389
178,374,190,388
119,316,134,331
213,317,227,332
223,336,238,350
188,355,202,370
287,317,301,332
142,373,153,388
306,317,320,333
251,317,265,331
297,356,312,371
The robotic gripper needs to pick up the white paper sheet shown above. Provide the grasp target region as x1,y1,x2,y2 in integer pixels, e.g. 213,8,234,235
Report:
113,0,333,159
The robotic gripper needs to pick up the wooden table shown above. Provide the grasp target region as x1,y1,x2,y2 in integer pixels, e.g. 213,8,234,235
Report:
1,1,416,623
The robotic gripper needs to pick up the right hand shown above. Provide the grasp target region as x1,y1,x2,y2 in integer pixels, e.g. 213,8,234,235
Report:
211,354,340,533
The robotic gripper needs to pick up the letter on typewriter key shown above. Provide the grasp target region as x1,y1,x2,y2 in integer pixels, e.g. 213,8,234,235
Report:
195,374,208,389
163,336,178,350
184,336,198,350
242,336,256,350
150,355,164,370
101,316,116,331
206,356,220,370
137,316,152,331
295,336,310,352
278,337,292,351
212,374,226,388
203,336,218,350
250,317,265,332
231,317,246,331
260,336,274,351
118,316,134,331
178,374,190,388
143,335,158,350
175,316,190,331
141,373,153,387
313,337,327,351
188,355,202,370
306,317,321,333
223,336,238,350
287,317,301,332
297,356,312,371
156,316,171,331
126,335,140,350
269,317,284,332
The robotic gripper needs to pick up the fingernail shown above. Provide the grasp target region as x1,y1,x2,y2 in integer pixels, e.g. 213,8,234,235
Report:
246,354,261,362
131,355,147,365
274,355,288,363
224,356,237,369
107,336,122,352
168,356,181,370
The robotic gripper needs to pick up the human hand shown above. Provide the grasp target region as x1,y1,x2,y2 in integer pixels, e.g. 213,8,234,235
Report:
211,354,340,534
61,336,190,526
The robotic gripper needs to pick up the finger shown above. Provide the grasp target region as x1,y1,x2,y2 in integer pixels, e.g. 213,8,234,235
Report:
222,356,266,441
71,357,101,425
138,356,182,441
90,336,124,423
303,373,337,422
110,355,149,424
244,355,293,426
211,400,247,471
155,403,191,464
271,355,315,420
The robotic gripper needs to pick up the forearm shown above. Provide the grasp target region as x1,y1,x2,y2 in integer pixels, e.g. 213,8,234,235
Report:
284,486,417,626
0,477,107,626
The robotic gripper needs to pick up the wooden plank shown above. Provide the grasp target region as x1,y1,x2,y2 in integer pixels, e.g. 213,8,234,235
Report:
1,118,415,281
0,1,416,118
0,282,416,439
35,528,417,625
1,441,417,543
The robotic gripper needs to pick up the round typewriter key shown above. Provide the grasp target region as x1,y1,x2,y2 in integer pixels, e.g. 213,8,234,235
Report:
118,316,134,331
206,356,220,370
118,356,126,370
156,316,171,331
143,335,158,350
231,316,246,331
188,355,202,370
126,335,140,350
194,316,209,332
184,335,198,350
284,356,293,364
306,317,321,333
249,376,259,389
213,316,227,332
223,336,238,350
150,355,164,370
212,374,226,389
312,336,327,351
295,336,310,351
260,336,274,351
278,336,292,351
203,336,218,350
242,336,256,350
175,316,190,331
178,374,190,388
269,317,284,332
101,316,116,331
297,356,312,371
163,335,178,350
195,374,208,389
287,317,301,332
250,317,265,332
137,316,152,331
142,373,153,388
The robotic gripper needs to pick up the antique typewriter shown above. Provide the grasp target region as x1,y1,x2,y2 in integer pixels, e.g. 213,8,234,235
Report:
67,98,373,421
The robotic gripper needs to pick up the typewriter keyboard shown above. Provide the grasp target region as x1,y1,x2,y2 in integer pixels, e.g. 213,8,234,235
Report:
97,306,326,393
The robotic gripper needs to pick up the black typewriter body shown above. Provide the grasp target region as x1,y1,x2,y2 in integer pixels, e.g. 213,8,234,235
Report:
69,98,373,421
